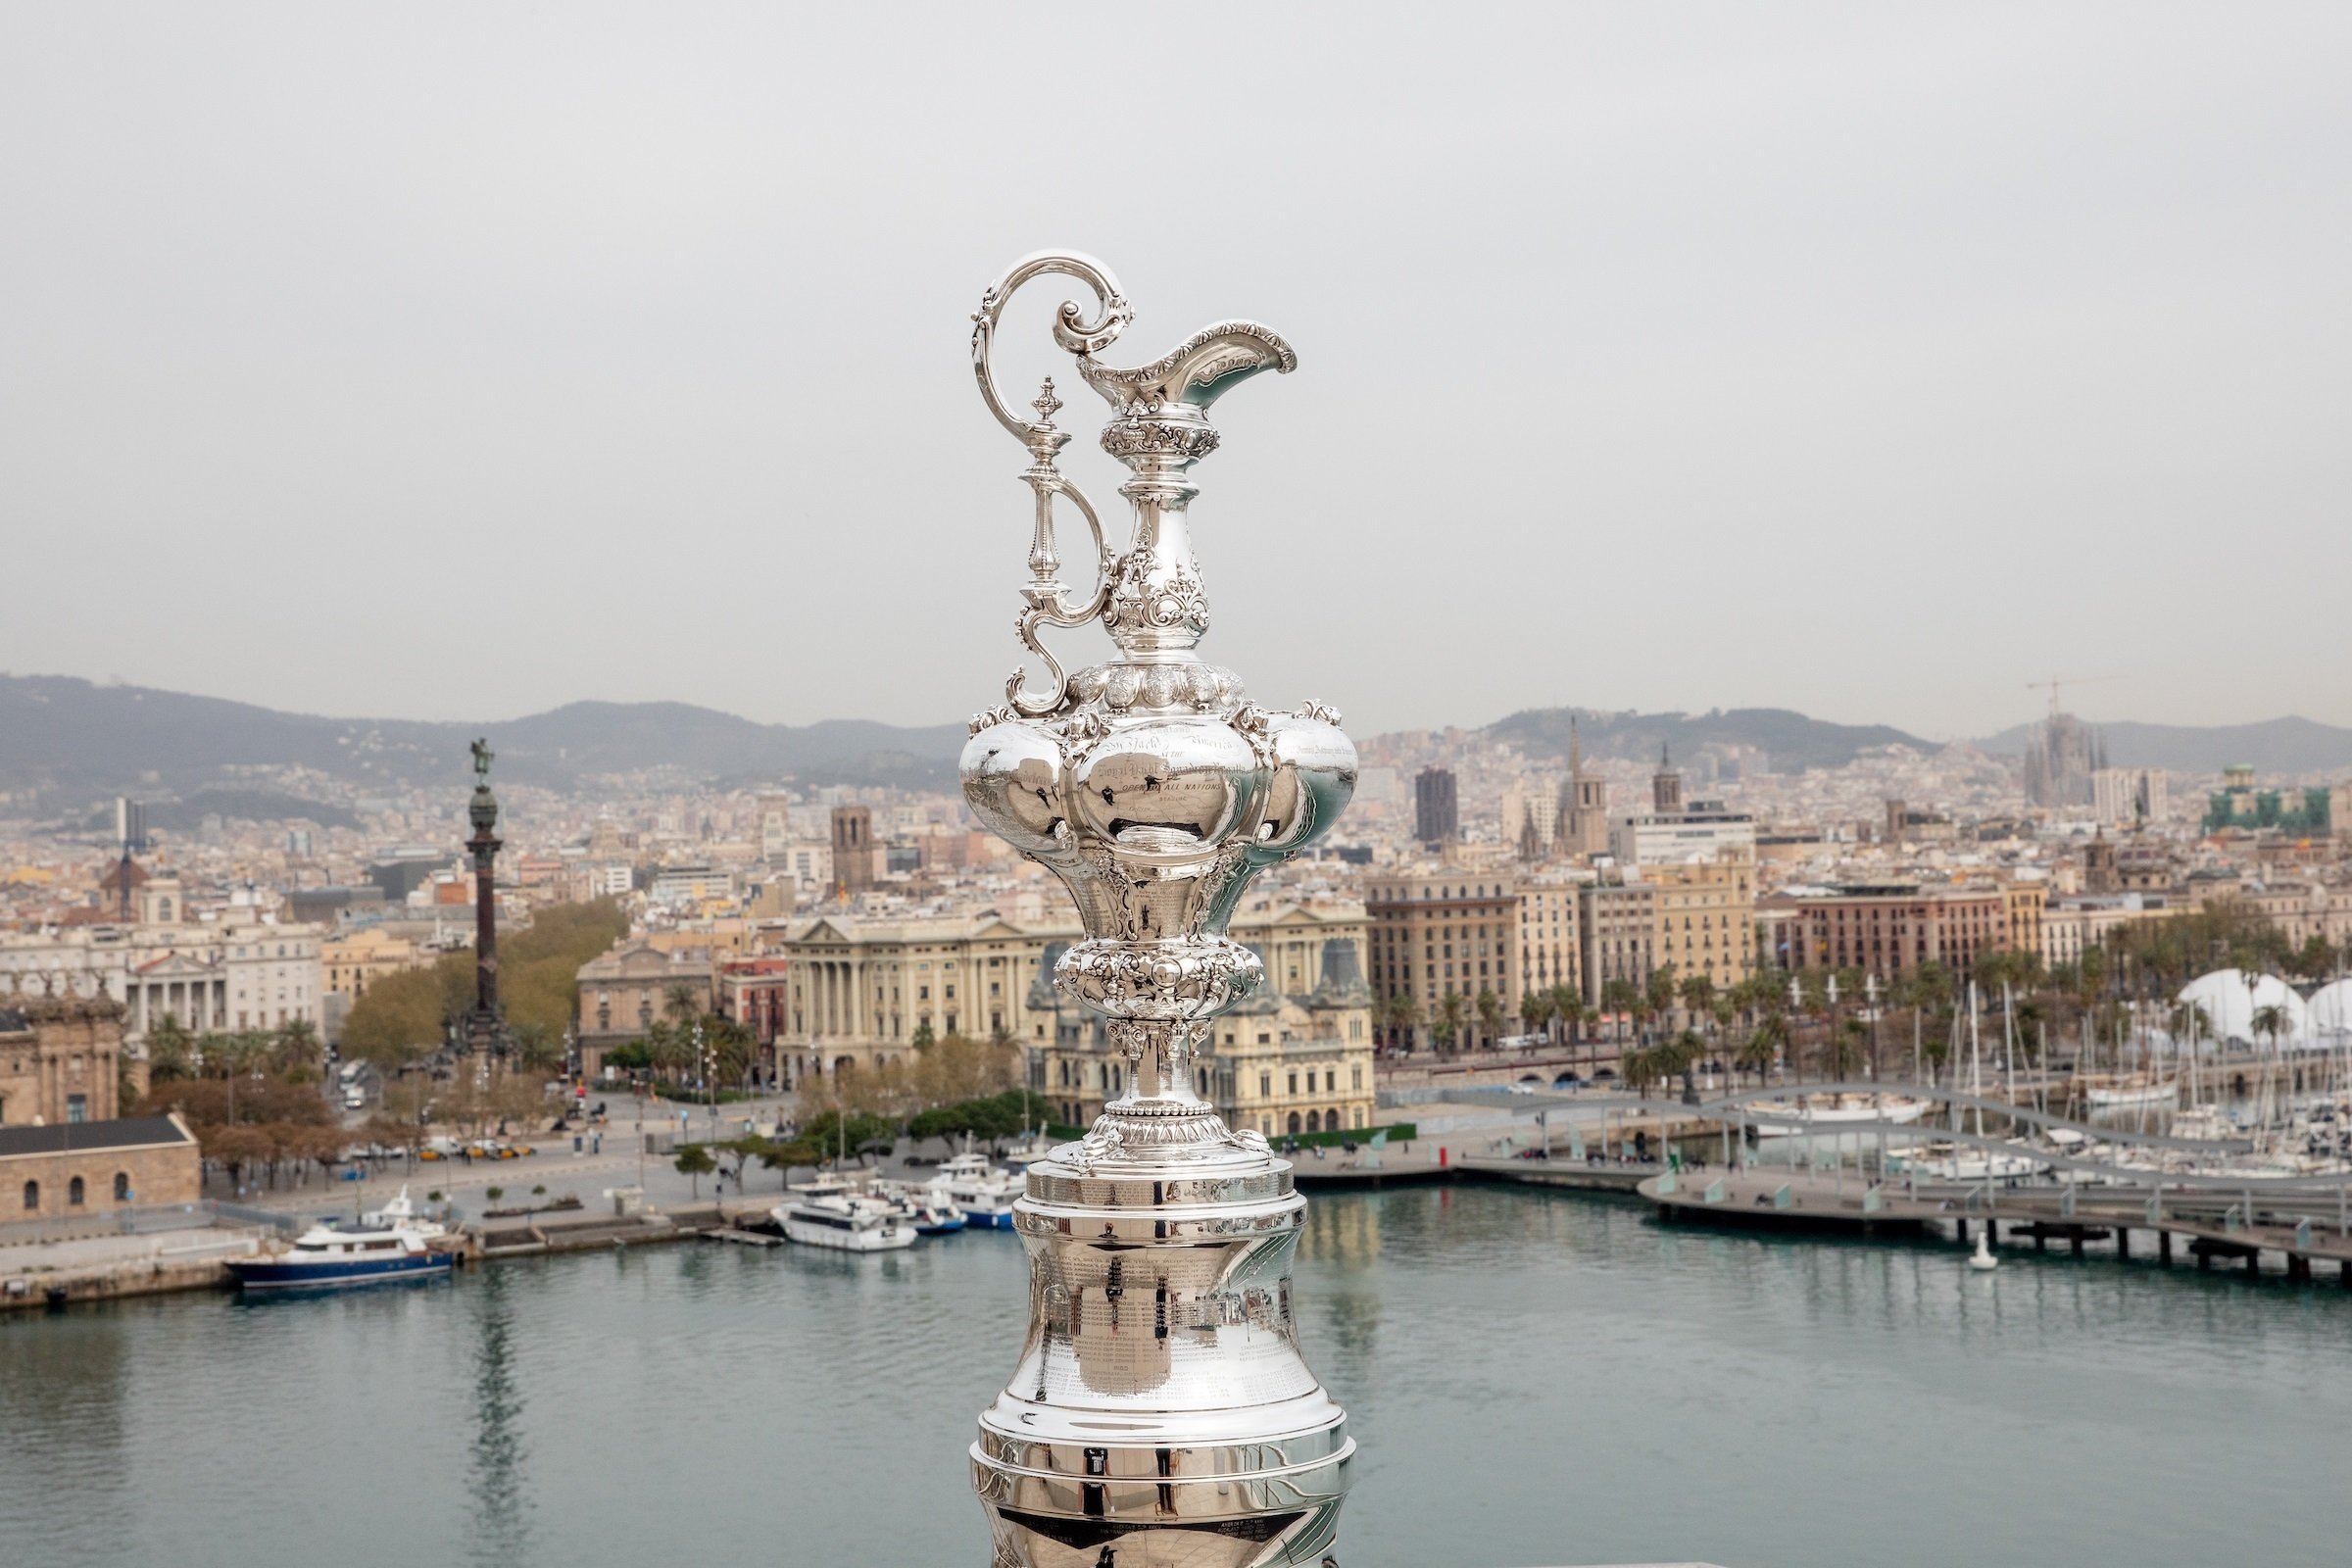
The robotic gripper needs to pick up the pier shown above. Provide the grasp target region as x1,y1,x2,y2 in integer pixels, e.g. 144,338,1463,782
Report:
1637,1169,2352,1282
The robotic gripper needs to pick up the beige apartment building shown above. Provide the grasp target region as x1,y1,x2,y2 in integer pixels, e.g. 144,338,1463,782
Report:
1515,876,1582,1007
1766,884,2009,981
1647,856,1755,999
1364,870,1522,1052
320,927,427,1001
1578,881,1657,1012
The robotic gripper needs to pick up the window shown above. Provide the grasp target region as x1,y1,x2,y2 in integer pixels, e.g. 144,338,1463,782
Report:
22,1180,35,1211
69,1176,85,1206
1258,1072,1272,1098
66,1094,87,1124
1288,1072,1298,1095
114,1172,130,1201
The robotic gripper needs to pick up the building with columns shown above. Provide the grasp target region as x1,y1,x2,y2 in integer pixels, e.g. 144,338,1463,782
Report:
0,924,323,1045
769,902,1371,1089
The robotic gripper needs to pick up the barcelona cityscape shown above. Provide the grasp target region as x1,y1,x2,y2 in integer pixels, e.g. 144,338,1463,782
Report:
4,8,2348,1568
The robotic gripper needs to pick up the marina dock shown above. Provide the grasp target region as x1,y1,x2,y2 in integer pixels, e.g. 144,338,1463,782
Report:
1638,1169,2352,1282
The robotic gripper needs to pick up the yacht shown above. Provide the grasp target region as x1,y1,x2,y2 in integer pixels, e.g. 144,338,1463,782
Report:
876,1181,967,1235
225,1188,453,1292
1746,1093,1931,1138
928,1151,1022,1230
1886,1141,2049,1182
2084,1077,2179,1110
774,1180,915,1252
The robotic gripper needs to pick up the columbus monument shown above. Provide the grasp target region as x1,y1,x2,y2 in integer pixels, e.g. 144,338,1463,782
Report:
959,252,1357,1568
462,736,507,1068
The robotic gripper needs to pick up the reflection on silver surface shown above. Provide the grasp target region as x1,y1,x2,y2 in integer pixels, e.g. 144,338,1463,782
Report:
961,251,1356,1568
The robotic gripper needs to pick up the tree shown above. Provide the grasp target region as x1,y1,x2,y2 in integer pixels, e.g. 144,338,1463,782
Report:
510,1020,565,1077
663,982,702,1023
340,965,453,1069
2250,1004,2288,1052
673,1143,716,1198
1382,993,1422,1054
146,1016,195,1084
1736,1027,1779,1087
1678,974,1716,1025
910,1018,937,1051
1475,987,1503,1050
1599,979,1642,1046
1433,992,1468,1054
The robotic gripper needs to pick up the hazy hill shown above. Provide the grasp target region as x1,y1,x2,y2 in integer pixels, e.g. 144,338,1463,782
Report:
1485,707,1931,773
1974,716,2352,774
0,674,966,807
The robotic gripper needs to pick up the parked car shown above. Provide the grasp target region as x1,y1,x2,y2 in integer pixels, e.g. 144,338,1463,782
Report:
1552,1071,1583,1088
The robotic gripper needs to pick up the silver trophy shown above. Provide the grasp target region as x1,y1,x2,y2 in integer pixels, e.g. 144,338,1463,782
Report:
960,251,1358,1568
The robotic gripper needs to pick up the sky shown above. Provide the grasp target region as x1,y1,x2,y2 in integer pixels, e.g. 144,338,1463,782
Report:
2,4,2346,743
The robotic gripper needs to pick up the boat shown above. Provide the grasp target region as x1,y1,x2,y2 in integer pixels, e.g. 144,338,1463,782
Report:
2084,1077,2179,1110
927,1150,1022,1230
1886,1141,2049,1182
224,1188,453,1292
1745,1093,1931,1138
773,1180,915,1251
876,1181,967,1236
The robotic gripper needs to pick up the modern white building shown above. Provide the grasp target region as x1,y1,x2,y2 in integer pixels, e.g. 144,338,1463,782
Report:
1608,805,1756,870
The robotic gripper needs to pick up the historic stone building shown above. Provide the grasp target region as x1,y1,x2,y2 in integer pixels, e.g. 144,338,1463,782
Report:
1365,870,1522,1052
1036,936,1377,1139
0,923,322,1044
0,998,126,1128
4,1114,201,1220
573,939,716,1079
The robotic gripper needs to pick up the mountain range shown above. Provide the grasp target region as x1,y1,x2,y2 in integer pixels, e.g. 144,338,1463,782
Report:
4,673,2346,826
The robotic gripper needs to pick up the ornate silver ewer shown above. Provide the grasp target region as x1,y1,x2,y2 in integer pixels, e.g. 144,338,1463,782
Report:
960,251,1358,1568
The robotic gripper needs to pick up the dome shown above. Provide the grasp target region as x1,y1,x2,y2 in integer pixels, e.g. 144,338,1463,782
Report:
2310,977,2352,1037
2175,969,2309,1046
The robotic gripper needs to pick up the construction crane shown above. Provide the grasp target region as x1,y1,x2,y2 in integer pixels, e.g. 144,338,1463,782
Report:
2026,673,2122,721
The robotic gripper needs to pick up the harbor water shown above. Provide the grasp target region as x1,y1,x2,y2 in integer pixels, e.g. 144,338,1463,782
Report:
5,1185,2347,1568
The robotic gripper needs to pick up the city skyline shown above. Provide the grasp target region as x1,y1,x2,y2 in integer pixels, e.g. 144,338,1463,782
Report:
4,6,2348,737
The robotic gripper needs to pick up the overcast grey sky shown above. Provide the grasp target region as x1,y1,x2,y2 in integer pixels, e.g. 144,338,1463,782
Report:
3,5,2345,741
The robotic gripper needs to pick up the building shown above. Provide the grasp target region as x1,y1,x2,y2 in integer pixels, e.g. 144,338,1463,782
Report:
2001,879,2047,960
2092,767,2169,826
1578,881,1657,1010
1608,801,1757,870
717,956,795,1085
0,997,125,1126
4,1113,201,1220
1766,885,2010,980
320,927,426,1002
0,924,323,1043
1364,871,1520,1051
1557,720,1609,858
831,806,883,894
2024,710,2104,808
1501,780,1558,860
1647,856,1755,999
1514,875,1582,1004
2040,895,2182,969
573,939,717,1079
757,793,793,864
771,903,1368,1085
2202,766,2334,837
648,862,734,905
1038,937,1376,1139
1414,767,1458,848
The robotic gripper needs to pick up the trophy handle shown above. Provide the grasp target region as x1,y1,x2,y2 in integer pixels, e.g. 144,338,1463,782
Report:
974,253,1132,717
971,250,1132,442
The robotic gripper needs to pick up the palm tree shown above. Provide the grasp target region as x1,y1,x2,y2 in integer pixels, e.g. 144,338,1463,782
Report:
1823,1016,1867,1082
1381,992,1422,1054
146,1016,195,1084
2250,1003,2288,1053
647,1022,692,1087
1620,1045,1659,1099
1519,991,1548,1041
1736,1026,1779,1087
1474,987,1503,1052
511,1021,564,1077
1599,978,1642,1053
1550,985,1586,1047
663,982,701,1024
1678,973,1715,1029
1433,992,1469,1054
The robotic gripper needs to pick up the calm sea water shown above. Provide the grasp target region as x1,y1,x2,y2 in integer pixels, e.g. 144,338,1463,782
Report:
5,1187,2346,1568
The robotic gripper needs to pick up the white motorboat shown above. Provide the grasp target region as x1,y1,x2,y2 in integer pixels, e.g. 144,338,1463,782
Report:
928,1151,1022,1230
774,1180,914,1251
875,1181,967,1235
2084,1077,2179,1110
1746,1094,1931,1138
